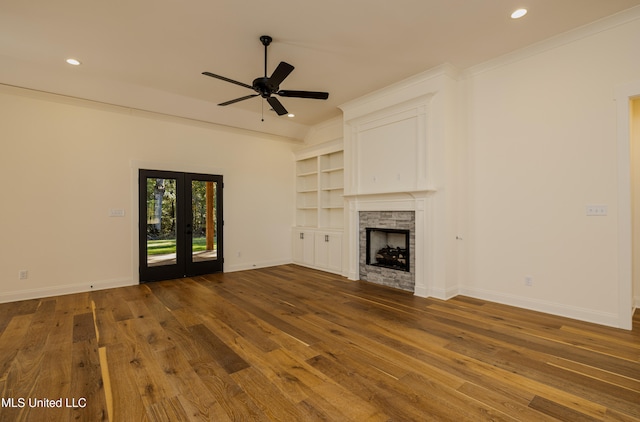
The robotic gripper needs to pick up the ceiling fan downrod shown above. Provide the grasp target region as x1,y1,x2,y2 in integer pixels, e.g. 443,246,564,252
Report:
260,35,272,77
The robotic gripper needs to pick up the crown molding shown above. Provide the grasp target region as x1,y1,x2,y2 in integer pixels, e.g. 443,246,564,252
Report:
339,63,459,122
0,83,304,144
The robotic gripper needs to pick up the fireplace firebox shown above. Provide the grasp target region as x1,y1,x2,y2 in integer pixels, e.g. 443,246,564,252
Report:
366,228,410,272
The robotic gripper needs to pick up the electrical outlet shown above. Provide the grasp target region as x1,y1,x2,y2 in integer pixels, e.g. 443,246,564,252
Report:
524,276,533,287
19,270,28,280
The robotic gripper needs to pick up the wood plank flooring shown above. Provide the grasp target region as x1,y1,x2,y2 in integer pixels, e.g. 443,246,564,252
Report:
0,264,639,421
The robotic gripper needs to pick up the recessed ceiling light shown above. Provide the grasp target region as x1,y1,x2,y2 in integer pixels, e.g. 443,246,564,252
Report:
511,8,527,19
287,113,295,118
66,58,81,66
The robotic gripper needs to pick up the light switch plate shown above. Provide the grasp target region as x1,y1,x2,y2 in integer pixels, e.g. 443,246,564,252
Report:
586,205,607,216
109,209,125,217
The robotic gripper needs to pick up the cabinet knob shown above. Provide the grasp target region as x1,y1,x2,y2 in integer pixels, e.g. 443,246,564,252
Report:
325,235,329,242
300,232,304,240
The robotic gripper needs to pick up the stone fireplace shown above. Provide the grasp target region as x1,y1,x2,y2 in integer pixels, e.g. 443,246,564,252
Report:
360,211,415,291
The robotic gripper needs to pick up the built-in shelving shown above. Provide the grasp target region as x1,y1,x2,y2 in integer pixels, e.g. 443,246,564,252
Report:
293,141,344,275
295,145,344,229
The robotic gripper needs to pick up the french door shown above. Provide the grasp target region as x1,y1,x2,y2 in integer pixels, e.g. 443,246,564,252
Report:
139,169,223,282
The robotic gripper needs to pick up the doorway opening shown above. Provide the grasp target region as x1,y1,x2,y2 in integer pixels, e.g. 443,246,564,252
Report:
631,98,640,316
139,169,223,282
617,81,640,329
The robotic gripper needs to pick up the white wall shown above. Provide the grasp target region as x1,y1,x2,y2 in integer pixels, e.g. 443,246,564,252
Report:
462,14,640,326
0,85,296,302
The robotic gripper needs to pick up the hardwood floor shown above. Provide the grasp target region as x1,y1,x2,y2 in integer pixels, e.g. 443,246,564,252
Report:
0,264,638,421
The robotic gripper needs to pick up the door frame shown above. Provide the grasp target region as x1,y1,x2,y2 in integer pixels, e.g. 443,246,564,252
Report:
615,80,640,330
131,161,225,284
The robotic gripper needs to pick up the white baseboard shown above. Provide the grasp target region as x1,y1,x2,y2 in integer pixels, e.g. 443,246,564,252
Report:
224,259,292,273
428,286,460,301
414,285,429,298
459,286,624,329
0,261,291,304
0,277,135,304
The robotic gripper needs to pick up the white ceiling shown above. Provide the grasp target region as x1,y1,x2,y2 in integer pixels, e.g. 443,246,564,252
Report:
2,0,639,140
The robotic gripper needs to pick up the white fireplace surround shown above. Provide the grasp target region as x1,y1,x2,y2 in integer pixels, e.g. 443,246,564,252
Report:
340,64,459,301
345,192,434,297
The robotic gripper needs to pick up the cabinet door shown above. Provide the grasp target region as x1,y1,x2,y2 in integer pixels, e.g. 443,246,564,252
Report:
293,229,315,266
314,233,329,269
327,232,342,273
315,232,342,273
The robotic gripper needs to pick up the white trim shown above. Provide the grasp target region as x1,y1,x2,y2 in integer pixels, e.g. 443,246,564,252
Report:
431,286,460,301
225,259,292,273
293,137,343,161
0,83,305,142
346,191,436,298
340,65,455,122
0,277,134,304
459,287,622,329
615,80,640,330
343,95,434,196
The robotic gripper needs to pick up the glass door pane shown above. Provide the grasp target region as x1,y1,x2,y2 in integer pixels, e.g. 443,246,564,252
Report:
185,173,223,275
139,169,185,282
191,180,218,263
146,177,178,267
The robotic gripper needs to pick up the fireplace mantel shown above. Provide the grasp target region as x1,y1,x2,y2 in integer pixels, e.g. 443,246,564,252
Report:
343,190,436,201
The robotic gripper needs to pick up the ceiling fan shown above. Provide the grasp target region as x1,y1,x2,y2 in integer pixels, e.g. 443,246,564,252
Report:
202,35,329,116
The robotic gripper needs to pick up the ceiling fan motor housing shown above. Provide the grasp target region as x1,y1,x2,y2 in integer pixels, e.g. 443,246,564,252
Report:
253,77,279,98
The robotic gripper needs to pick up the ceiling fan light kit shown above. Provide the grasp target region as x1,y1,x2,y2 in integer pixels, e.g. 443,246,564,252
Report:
202,35,329,117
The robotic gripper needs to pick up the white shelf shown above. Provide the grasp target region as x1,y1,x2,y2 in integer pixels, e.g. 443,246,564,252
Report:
321,167,343,173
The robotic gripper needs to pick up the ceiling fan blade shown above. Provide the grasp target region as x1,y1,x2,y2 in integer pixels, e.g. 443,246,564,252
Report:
202,72,253,90
218,94,259,106
267,96,288,116
269,62,295,87
277,90,329,100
